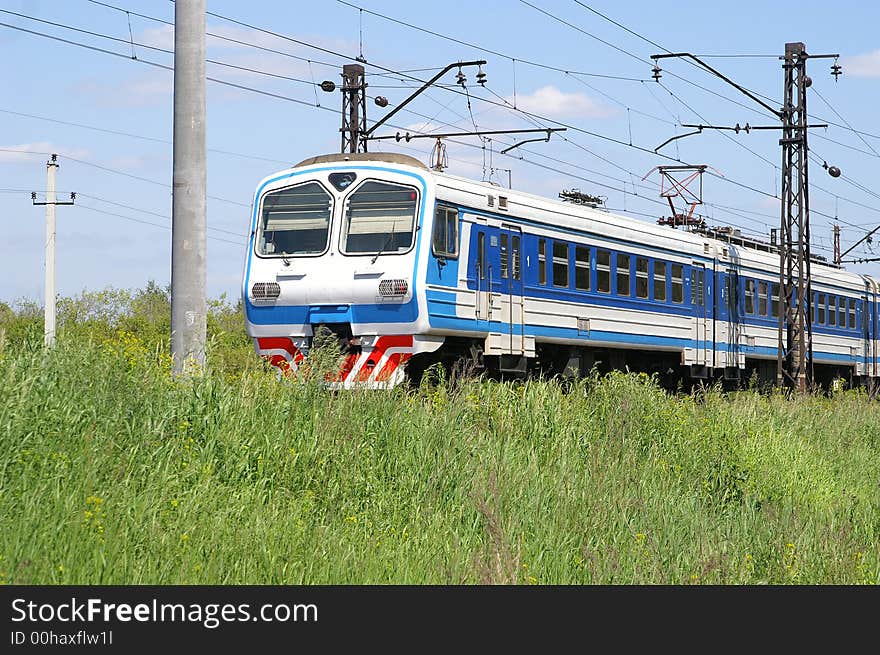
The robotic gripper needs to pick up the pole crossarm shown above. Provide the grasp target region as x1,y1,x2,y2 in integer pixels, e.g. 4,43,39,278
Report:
652,52,783,118
363,59,486,139
368,127,565,142
838,224,880,262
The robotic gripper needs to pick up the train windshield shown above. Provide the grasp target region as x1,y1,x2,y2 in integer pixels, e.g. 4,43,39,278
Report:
341,180,418,255
257,181,332,256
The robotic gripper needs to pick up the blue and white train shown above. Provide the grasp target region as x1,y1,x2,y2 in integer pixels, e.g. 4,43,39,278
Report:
241,152,880,389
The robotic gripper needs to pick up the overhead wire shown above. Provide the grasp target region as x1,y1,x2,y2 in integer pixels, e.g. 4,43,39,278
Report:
10,2,879,256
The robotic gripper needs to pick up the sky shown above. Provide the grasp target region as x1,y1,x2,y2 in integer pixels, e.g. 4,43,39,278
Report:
1,0,879,306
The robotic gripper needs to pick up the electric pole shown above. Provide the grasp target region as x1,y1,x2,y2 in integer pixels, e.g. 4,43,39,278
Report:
650,44,839,393
171,0,207,375
31,154,74,348
833,224,840,265
341,63,367,153
775,42,837,392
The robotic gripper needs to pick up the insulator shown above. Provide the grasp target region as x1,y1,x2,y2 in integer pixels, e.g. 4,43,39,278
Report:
652,64,662,81
320,80,336,92
476,71,487,86
456,69,466,86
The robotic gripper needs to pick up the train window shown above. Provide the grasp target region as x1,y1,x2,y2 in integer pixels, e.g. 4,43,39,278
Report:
500,233,509,279
758,281,768,316
817,293,826,324
691,268,705,306
432,205,458,258
477,232,486,280
538,239,547,285
553,242,569,287
258,181,332,256
617,254,631,297
671,264,683,303
654,261,667,302
839,299,846,329
829,296,837,327
575,246,590,291
597,250,611,293
512,235,521,281
636,258,649,299
849,299,856,329
341,180,417,255
771,283,780,318
745,279,756,315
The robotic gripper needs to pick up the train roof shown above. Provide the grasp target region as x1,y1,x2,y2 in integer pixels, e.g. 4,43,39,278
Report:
278,152,876,289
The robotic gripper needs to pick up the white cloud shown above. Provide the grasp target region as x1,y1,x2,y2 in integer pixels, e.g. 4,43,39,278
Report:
74,72,173,108
841,49,880,78
0,142,89,163
506,85,612,119
137,25,174,51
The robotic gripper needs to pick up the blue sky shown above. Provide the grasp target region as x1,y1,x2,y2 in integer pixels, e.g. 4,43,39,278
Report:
1,0,879,305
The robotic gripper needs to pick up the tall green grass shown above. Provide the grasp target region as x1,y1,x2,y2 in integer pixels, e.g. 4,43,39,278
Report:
0,287,878,584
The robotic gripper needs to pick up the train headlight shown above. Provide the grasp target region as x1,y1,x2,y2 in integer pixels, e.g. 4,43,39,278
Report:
251,282,281,300
378,279,408,297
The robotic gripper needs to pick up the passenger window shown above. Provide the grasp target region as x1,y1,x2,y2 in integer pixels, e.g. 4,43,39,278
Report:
259,181,332,256
597,250,611,293
654,261,667,302
849,299,857,329
617,254,631,297
817,293,826,324
758,281,768,316
745,279,755,315
341,180,417,255
575,246,590,291
538,238,546,285
829,296,837,327
636,258,649,299
432,205,458,258
839,299,846,328
500,233,509,279
553,242,569,287
671,264,683,304
477,232,486,280
771,283,780,318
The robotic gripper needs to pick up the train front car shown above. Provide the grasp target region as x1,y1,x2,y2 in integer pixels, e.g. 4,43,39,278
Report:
242,153,440,388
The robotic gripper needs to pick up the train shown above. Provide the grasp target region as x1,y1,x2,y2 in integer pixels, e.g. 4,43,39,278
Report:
241,151,880,390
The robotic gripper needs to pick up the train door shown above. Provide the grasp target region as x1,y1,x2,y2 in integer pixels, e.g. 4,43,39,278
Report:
875,289,880,379
500,224,524,354
472,224,492,327
866,286,877,378
691,263,709,367
725,268,742,369
714,268,728,369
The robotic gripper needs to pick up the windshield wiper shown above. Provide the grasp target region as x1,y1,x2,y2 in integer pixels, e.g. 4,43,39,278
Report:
370,221,397,265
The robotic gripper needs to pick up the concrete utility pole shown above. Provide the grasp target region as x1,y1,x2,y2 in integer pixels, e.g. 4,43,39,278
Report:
31,154,74,348
171,0,207,375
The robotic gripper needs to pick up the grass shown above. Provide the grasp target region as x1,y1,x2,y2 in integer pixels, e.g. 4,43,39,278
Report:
0,285,878,584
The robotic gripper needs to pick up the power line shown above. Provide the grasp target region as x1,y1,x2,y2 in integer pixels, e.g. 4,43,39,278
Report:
75,203,244,246
811,87,880,158
0,145,250,207
0,107,291,165
334,0,647,81
85,0,343,70
77,193,246,237
13,3,878,244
